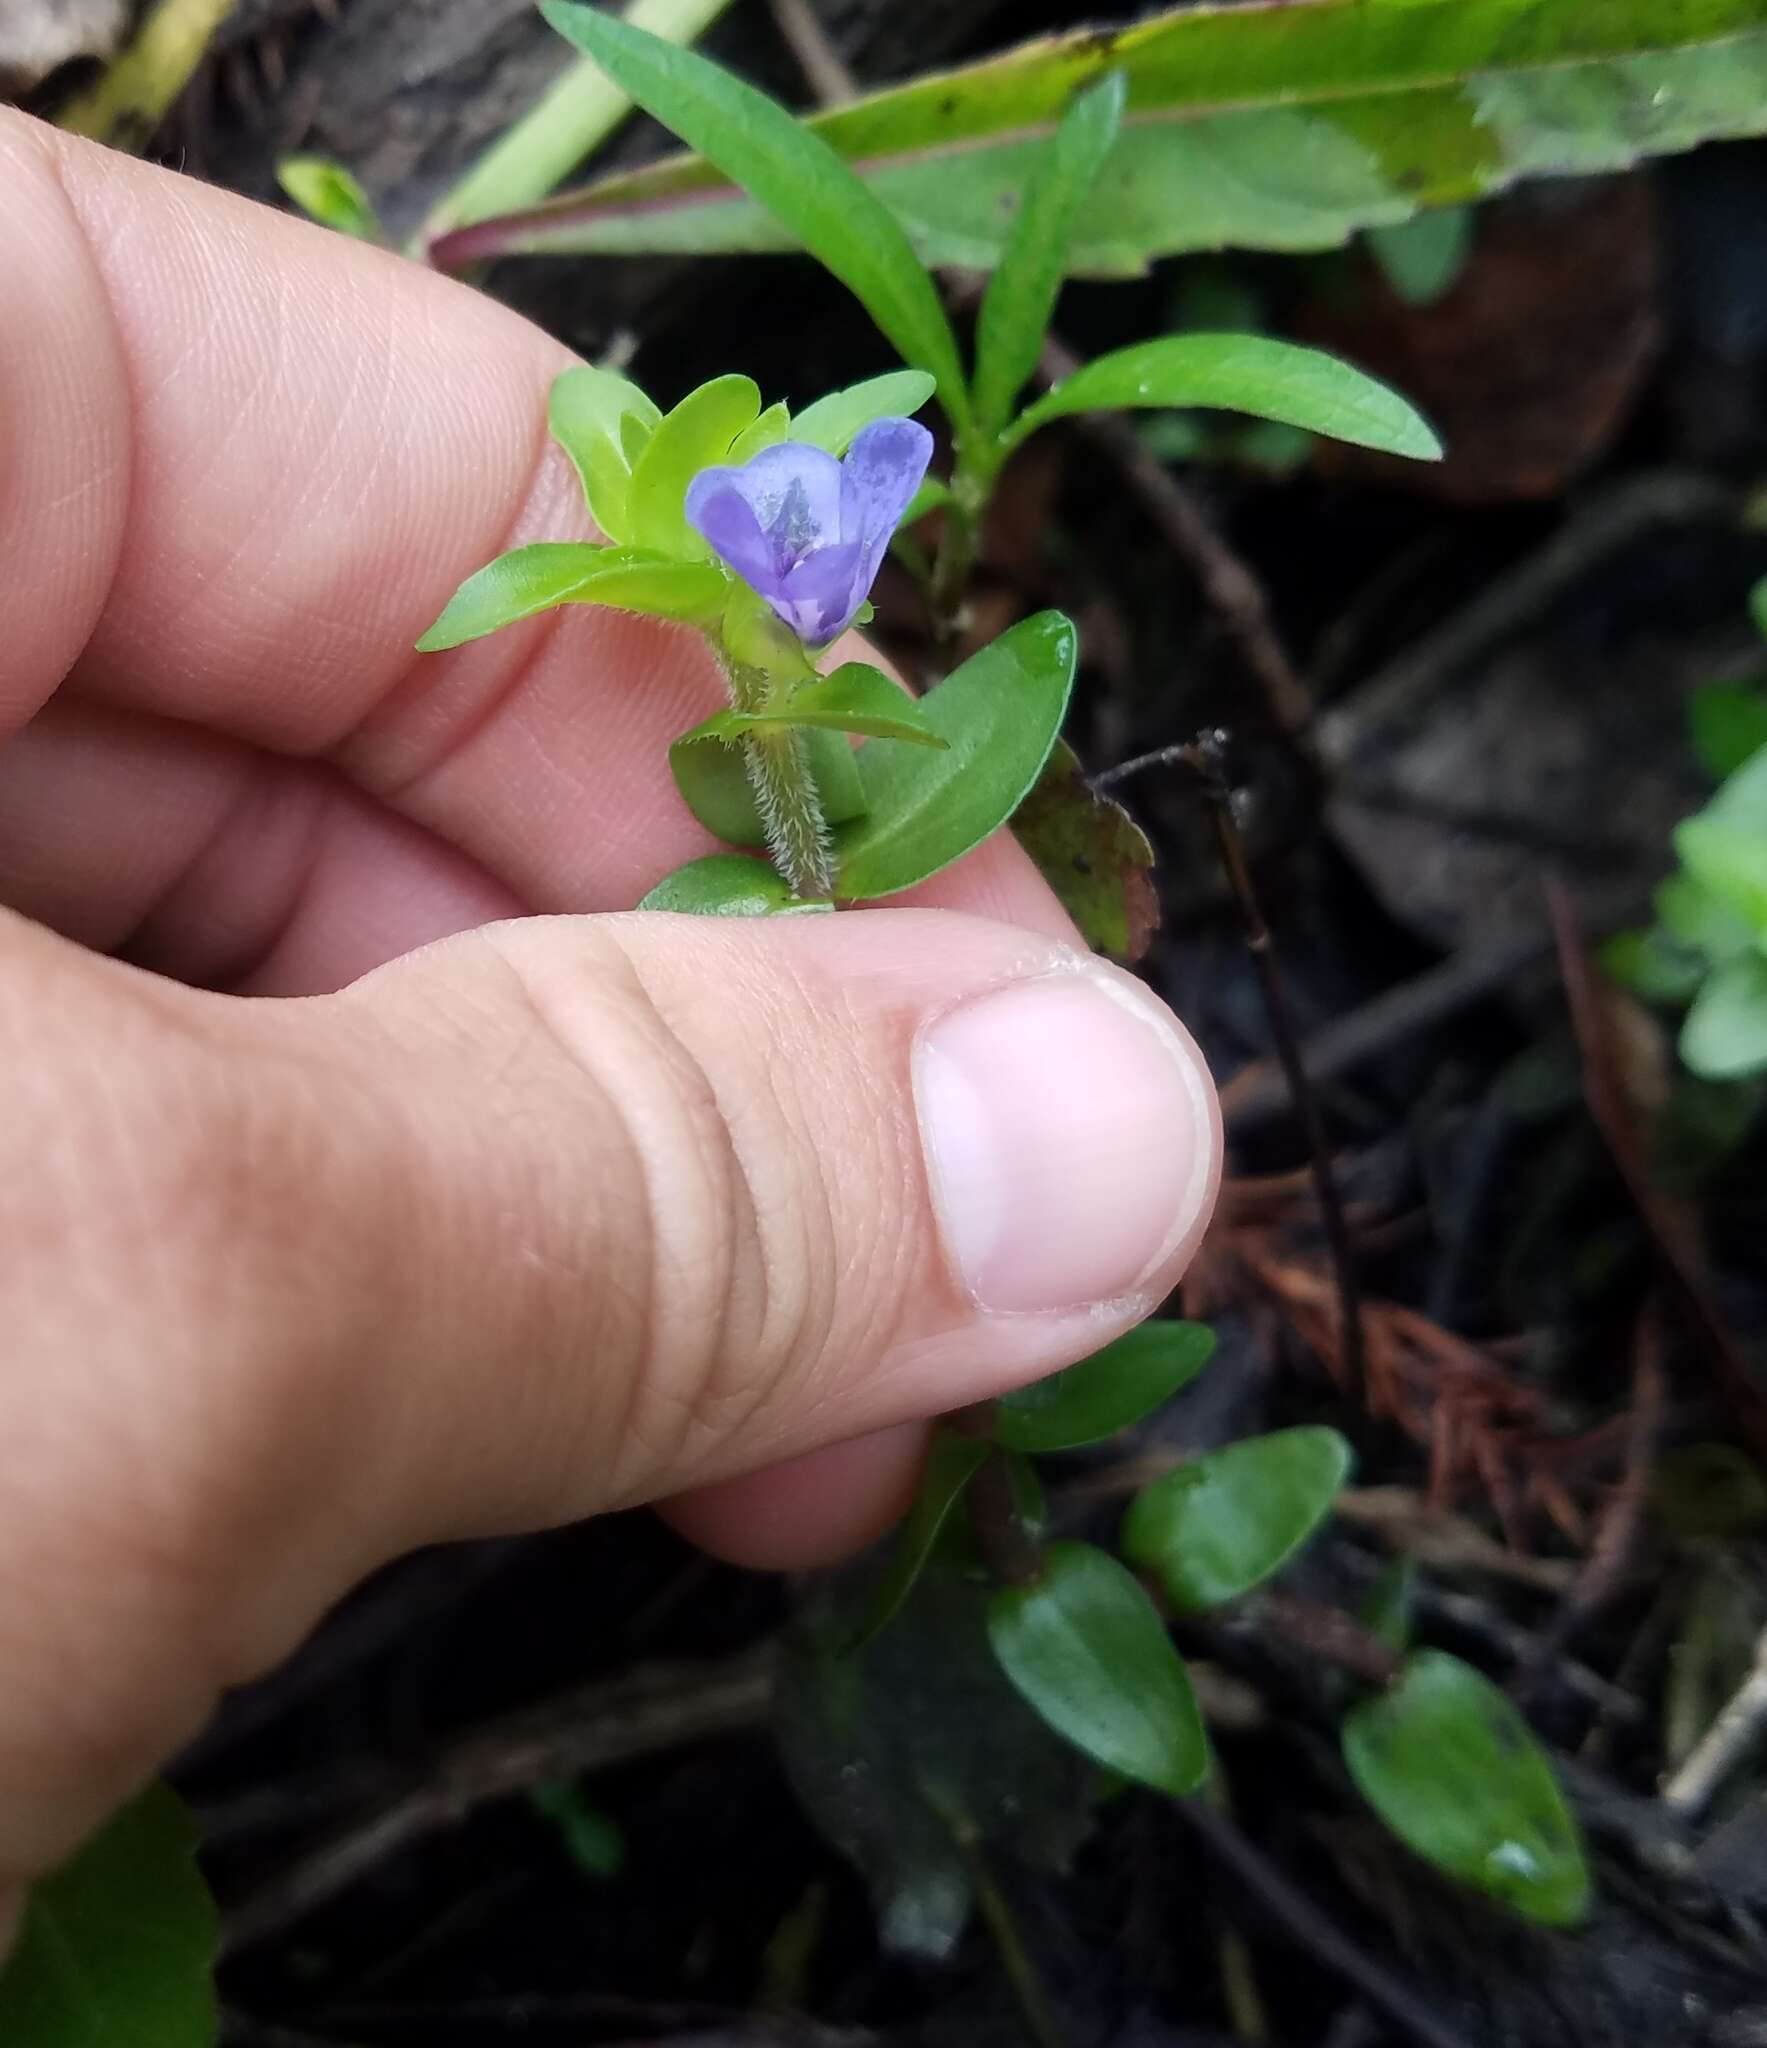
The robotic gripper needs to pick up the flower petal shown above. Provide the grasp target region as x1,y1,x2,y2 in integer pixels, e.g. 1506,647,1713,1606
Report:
723,442,846,567
775,539,867,644
842,416,934,603
685,469,784,594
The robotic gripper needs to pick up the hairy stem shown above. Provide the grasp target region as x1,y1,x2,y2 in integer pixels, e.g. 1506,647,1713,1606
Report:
741,727,834,900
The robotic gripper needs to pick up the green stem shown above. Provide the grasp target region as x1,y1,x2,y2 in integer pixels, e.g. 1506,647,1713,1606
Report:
415,0,738,250
740,726,834,900
961,1833,1065,2048
56,0,238,148
929,444,999,643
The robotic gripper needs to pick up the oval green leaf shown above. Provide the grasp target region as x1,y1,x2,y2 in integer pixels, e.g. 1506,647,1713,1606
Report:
417,543,726,651
996,1321,1215,1454
1011,738,1159,963
987,1541,1207,1797
1681,954,1767,1080
835,611,1077,901
681,664,945,749
727,400,792,465
548,364,663,541
1121,1425,1353,1614
1675,817,1767,932
276,156,379,240
849,1428,991,1651
1003,335,1440,460
0,1780,218,2046
793,371,938,455
670,724,867,847
974,71,1126,437
626,373,761,558
1343,1650,1591,1927
536,3,970,426
637,854,832,917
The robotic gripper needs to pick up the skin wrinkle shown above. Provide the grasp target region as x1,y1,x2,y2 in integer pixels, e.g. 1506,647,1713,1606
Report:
123,748,331,986
1,126,131,732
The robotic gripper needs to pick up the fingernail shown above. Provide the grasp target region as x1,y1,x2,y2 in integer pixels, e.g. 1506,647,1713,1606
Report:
914,963,1216,1314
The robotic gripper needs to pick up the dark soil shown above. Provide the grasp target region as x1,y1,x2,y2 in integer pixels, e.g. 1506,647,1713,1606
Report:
21,3,1767,2043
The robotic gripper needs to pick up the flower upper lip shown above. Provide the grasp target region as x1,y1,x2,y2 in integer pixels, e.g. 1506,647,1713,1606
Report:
684,418,933,646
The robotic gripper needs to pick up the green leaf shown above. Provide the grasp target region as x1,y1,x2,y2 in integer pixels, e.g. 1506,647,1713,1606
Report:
1675,817,1767,932
417,543,726,650
1681,955,1767,1080
1010,739,1159,963
974,71,1126,437
463,5,1767,282
626,373,761,557
776,1570,1099,1963
1691,682,1767,782
1343,1650,1591,1927
529,1780,626,1879
670,724,866,846
1656,871,1757,963
850,1429,990,1651
987,1541,1208,1798
835,611,1077,901
995,1322,1215,1454
1710,741,1767,830
637,853,834,917
793,371,938,455
0,1781,218,2046
1364,206,1474,307
536,2,970,425
1003,335,1440,460
1121,1426,1353,1614
276,156,379,240
728,400,792,464
548,365,663,541
1599,927,1705,1007
680,665,946,749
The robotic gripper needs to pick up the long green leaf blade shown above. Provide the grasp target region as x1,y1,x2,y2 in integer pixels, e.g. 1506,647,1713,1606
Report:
461,3,1767,279
1004,335,1440,459
536,2,970,424
417,543,726,650
973,71,1125,438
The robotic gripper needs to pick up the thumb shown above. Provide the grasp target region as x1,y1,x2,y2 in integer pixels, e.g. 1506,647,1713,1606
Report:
0,904,1217,1892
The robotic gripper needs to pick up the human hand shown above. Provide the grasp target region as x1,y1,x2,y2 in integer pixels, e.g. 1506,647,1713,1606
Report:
0,111,1218,1936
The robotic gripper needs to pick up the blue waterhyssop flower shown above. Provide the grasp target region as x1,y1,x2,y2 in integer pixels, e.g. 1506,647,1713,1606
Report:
685,418,933,646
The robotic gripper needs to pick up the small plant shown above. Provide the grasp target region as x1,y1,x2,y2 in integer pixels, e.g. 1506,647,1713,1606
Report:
421,6,1438,925
1606,577,1767,1082
416,6,1591,1946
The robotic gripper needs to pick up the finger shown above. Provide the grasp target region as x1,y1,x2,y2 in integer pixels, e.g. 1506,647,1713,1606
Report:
0,903,1216,1884
0,117,1071,944
659,1424,931,1570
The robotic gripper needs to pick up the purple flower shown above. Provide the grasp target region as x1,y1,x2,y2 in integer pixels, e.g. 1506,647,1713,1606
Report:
684,418,933,646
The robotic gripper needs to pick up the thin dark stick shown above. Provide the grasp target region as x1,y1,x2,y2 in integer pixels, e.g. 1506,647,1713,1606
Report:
1101,738,1365,1389
766,0,858,105
1548,879,1767,1465
220,1648,776,1954
1174,1801,1479,2048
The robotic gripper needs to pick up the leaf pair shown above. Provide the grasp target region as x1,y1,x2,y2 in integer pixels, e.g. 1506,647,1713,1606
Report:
1607,688,1767,1080
419,365,937,653
533,3,1441,472
649,609,1078,909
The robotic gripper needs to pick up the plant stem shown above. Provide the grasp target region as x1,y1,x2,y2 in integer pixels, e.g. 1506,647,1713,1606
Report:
415,0,738,251
1100,736,1366,1391
740,728,834,900
929,452,996,644
56,0,238,148
955,1829,1065,2048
